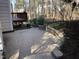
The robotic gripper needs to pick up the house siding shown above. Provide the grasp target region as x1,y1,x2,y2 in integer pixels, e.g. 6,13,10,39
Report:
0,0,13,32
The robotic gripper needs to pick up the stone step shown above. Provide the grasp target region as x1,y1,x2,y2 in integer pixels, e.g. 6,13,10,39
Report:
34,45,63,58
31,44,58,54
24,47,63,59
52,47,63,58
24,53,55,59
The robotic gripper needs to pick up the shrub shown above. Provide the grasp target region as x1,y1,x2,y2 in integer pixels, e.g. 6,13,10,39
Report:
49,22,64,30
37,16,45,25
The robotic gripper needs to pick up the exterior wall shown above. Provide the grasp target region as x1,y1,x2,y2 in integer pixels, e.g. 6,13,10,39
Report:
0,22,3,59
0,0,13,32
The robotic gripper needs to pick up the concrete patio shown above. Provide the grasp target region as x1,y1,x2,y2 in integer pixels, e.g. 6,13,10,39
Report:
3,28,63,59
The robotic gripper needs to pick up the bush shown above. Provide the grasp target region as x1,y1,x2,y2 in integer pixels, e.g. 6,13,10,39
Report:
37,16,45,25
29,16,47,27
49,22,64,30
30,18,38,26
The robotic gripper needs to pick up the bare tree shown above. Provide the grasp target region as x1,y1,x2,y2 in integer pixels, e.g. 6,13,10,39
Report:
51,0,74,21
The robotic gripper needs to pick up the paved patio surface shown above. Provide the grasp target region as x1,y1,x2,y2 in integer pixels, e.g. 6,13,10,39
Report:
3,28,55,59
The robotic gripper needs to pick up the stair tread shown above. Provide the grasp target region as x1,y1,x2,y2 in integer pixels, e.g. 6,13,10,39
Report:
24,53,55,59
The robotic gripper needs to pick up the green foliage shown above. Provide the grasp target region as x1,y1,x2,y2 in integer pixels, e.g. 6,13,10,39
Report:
19,0,24,4
37,16,45,25
16,0,24,9
30,16,45,26
49,22,64,30
30,18,37,25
